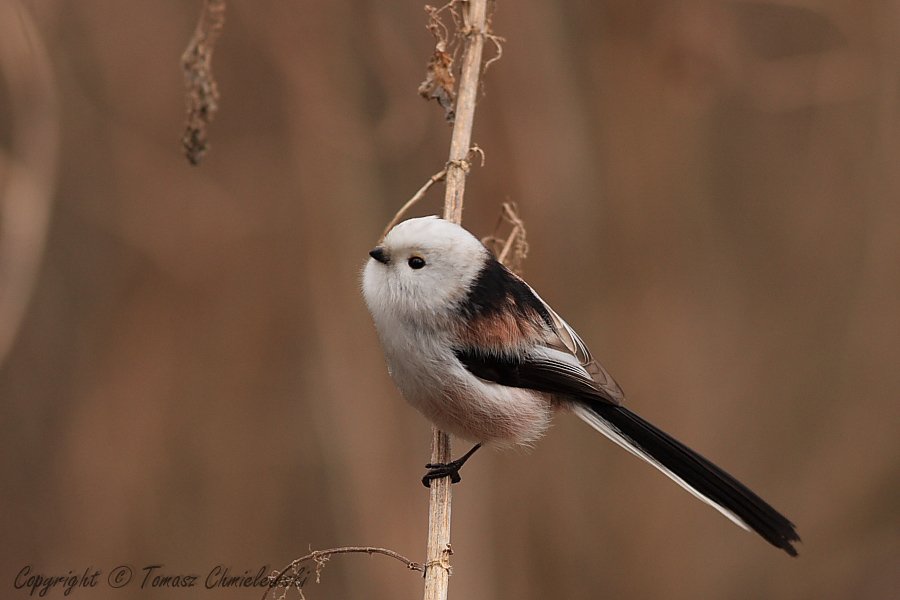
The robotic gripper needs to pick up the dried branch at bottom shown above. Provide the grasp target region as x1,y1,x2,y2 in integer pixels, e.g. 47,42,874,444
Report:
263,547,423,600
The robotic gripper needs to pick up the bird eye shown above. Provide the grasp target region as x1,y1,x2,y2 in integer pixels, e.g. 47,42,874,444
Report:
408,255,426,269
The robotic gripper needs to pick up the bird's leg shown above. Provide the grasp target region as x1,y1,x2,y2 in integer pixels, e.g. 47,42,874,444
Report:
422,443,483,488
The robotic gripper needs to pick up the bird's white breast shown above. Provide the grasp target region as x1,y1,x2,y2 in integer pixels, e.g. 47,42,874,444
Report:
368,302,551,447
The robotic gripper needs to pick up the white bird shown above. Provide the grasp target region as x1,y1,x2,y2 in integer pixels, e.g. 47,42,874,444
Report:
362,215,799,556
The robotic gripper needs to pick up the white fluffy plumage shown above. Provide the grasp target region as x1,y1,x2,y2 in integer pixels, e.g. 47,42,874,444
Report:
362,216,553,446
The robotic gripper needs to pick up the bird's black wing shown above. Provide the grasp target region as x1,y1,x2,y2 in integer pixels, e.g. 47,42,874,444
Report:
453,346,612,401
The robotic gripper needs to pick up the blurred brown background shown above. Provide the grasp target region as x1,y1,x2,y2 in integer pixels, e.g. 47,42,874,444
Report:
2,1,899,599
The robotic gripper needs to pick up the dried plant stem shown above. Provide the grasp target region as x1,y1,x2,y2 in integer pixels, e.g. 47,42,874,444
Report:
441,0,489,225
425,2,490,600
423,427,454,600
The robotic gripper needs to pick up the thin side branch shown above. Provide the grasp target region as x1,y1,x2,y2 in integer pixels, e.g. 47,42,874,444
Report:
382,168,448,240
381,143,485,241
263,547,423,600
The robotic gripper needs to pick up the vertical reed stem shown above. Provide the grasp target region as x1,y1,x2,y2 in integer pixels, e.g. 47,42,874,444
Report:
424,2,489,600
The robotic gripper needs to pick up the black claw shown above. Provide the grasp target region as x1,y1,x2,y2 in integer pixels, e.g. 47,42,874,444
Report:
420,443,482,488
422,462,463,487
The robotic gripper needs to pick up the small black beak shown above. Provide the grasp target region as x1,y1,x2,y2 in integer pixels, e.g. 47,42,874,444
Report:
369,247,389,264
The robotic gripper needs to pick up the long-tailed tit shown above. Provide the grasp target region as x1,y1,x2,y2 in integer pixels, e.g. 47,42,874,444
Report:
362,216,799,556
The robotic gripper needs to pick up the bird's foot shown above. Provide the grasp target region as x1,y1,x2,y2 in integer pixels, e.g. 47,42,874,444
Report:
421,443,482,488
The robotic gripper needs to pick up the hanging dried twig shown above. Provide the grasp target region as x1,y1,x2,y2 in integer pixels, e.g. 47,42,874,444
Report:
181,0,225,165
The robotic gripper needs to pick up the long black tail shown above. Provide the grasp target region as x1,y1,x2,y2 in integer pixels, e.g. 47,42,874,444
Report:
572,399,800,556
